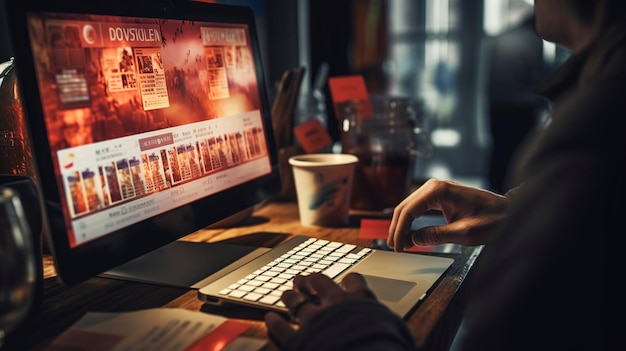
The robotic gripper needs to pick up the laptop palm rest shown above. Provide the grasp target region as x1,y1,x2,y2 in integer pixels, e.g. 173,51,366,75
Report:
348,250,454,318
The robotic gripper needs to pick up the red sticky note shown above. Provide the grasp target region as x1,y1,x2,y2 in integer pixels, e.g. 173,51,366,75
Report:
328,75,374,120
293,118,333,153
359,218,391,239
360,218,440,253
404,245,437,253
184,319,250,351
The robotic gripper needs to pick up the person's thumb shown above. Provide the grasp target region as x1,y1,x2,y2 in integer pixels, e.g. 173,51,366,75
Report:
410,226,448,246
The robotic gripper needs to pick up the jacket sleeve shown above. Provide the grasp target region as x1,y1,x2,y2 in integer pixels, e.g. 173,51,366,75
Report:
503,183,523,200
280,299,417,351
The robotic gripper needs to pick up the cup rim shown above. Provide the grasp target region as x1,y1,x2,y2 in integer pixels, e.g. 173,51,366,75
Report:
288,153,358,167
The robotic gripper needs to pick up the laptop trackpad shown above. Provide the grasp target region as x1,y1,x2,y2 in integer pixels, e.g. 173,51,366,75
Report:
361,274,415,302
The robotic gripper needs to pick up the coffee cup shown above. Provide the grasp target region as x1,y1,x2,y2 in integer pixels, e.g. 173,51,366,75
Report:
289,153,358,227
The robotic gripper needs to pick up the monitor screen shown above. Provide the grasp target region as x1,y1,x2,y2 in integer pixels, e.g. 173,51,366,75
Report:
3,0,281,285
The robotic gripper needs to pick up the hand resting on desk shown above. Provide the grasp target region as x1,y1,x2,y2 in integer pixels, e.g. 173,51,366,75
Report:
264,272,416,351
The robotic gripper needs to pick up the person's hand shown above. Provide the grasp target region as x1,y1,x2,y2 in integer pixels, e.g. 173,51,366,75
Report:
264,272,376,347
388,178,509,251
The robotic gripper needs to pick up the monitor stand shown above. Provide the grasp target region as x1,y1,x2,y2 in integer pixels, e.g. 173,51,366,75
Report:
100,232,288,289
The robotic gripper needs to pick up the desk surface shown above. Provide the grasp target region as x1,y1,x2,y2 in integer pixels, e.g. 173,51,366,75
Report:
6,201,482,351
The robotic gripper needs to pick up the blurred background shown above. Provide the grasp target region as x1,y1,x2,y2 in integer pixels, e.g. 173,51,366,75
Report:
0,0,571,190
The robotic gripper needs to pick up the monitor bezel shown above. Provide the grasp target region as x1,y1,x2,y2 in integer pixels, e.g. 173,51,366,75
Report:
3,0,281,285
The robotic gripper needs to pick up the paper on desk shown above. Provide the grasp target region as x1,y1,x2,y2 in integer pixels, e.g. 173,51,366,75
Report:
46,308,266,351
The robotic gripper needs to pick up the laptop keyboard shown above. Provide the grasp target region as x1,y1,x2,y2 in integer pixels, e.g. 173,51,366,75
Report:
216,237,372,309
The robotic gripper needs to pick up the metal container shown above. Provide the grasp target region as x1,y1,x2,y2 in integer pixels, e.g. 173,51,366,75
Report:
0,58,36,178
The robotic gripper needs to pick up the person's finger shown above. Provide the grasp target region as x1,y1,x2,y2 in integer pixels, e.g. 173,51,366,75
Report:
411,218,468,246
292,274,318,297
339,272,377,299
282,290,314,318
388,209,414,252
411,227,444,246
410,218,478,246
339,272,367,292
388,190,433,251
289,296,321,325
298,273,344,302
388,196,411,251
413,216,496,247
289,273,350,325
264,312,297,347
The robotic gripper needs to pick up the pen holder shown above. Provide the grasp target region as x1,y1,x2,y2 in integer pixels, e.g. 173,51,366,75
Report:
275,145,304,201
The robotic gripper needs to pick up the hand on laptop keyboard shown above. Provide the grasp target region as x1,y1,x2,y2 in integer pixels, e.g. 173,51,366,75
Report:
265,272,376,341
216,237,372,310
264,271,417,350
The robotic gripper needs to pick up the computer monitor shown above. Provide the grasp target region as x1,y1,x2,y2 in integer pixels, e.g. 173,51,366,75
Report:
2,0,282,286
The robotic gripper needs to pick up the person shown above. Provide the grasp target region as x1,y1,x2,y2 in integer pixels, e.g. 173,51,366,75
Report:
484,12,550,193
264,0,616,350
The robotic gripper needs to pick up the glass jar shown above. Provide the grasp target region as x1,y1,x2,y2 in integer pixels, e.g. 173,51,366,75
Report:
340,97,432,211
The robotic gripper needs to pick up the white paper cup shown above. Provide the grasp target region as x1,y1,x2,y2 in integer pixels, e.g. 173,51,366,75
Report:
289,153,358,227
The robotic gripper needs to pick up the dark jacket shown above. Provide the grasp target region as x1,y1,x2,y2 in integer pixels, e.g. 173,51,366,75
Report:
461,22,622,351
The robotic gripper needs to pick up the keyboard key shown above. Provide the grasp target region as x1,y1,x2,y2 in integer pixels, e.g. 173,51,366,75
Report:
322,262,351,278
228,290,246,298
243,292,262,301
238,285,255,292
259,295,280,305
335,244,356,253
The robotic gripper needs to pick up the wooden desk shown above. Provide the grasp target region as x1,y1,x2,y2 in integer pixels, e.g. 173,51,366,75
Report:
5,201,482,351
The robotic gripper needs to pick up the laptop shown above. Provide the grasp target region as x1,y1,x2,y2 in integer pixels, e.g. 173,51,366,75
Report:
198,234,454,318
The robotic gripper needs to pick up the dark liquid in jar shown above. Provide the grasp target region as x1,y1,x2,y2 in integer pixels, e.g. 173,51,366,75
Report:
350,153,411,210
